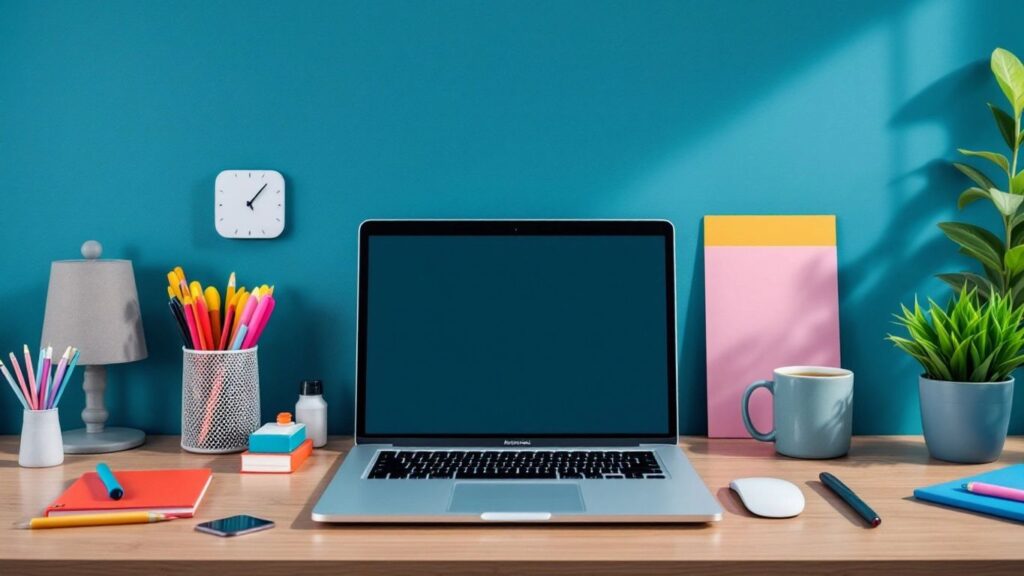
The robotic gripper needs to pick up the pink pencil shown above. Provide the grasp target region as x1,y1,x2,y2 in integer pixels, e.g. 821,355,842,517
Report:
8,352,34,410
243,296,275,348
241,295,273,349
965,481,1024,503
23,345,37,409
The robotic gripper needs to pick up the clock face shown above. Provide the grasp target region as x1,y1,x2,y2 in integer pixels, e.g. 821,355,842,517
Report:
215,170,286,239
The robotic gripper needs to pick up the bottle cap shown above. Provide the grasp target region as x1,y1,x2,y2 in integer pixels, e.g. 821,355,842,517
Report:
276,412,293,425
300,380,323,396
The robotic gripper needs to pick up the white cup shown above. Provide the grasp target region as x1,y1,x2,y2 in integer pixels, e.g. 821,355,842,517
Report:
19,409,64,468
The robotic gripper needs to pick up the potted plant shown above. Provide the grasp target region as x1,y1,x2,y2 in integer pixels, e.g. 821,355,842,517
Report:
887,288,1024,463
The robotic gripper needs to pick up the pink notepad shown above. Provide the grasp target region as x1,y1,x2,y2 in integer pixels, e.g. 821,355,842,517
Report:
704,216,841,438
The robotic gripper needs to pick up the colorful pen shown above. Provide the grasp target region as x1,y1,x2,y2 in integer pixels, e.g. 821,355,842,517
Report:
96,462,125,500
820,472,880,528
39,347,52,410
230,324,249,350
24,345,37,408
964,481,1024,503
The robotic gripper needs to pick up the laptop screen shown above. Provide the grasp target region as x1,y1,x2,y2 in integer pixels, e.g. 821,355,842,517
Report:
358,222,676,440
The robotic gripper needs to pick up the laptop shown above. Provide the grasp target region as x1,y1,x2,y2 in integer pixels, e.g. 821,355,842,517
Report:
312,220,722,523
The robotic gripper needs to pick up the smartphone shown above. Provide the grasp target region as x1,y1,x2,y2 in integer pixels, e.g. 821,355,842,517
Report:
195,515,275,537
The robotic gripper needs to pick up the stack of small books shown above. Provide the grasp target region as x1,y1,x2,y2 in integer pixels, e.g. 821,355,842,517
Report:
241,413,312,474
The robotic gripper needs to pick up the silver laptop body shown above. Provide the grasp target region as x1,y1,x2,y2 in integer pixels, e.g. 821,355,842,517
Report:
313,220,722,523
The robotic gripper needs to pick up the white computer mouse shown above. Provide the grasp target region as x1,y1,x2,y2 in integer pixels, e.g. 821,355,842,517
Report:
729,477,805,518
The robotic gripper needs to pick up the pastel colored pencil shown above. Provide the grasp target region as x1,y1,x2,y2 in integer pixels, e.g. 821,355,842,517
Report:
39,344,51,407
37,347,49,410
167,271,183,300
17,511,177,530
230,324,249,350
0,361,30,411
205,286,222,351
50,348,79,409
241,295,273,349
183,297,203,350
8,352,33,410
47,347,71,410
243,296,275,348
24,345,37,409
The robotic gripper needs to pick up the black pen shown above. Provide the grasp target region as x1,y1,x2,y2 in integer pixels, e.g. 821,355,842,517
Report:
820,472,881,528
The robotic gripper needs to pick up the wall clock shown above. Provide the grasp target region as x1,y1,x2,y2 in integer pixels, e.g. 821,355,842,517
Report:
215,170,286,239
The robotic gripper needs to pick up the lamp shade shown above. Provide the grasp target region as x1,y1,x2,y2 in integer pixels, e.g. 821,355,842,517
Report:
40,241,147,366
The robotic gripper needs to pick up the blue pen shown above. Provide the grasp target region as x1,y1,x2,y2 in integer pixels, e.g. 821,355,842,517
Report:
96,462,125,500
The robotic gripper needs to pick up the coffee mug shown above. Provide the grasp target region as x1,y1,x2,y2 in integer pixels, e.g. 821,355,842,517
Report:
741,366,853,459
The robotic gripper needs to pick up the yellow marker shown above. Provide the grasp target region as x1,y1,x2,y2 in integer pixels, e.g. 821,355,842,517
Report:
205,286,222,350
189,281,206,306
166,271,183,300
225,272,237,310
174,266,187,285
233,290,250,335
166,286,176,300
16,512,176,530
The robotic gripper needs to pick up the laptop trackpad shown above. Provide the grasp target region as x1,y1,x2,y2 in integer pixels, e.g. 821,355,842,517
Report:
448,482,585,514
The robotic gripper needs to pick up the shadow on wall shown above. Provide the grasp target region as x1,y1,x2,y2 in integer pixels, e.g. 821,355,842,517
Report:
842,58,1016,433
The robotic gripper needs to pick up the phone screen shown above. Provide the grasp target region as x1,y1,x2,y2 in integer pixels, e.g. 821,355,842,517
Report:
195,515,274,537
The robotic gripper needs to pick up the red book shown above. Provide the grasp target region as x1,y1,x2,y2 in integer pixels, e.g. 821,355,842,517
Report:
242,439,313,473
45,468,213,517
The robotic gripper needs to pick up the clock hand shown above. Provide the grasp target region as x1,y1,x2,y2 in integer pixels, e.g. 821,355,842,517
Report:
246,183,268,210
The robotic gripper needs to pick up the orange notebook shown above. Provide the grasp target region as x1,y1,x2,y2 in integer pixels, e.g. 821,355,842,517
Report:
45,468,213,517
241,439,313,473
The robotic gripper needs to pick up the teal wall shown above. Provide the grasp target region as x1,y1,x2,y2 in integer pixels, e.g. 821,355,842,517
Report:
3,0,1024,435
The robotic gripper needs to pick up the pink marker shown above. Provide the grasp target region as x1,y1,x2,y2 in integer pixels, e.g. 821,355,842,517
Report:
235,294,260,331
242,296,274,349
965,481,1024,504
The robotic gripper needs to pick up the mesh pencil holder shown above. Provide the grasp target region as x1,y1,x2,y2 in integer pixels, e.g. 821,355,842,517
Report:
181,347,261,454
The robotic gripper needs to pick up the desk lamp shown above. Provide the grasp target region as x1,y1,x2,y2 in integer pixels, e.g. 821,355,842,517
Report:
40,240,148,453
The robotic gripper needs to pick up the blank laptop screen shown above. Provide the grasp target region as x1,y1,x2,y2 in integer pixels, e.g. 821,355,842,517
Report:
361,232,673,437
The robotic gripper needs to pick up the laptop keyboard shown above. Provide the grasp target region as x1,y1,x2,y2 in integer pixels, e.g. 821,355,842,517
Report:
367,450,665,480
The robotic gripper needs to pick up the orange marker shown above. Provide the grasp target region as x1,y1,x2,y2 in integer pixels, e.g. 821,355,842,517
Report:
205,287,222,350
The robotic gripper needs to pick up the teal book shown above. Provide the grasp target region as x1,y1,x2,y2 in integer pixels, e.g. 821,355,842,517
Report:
914,464,1024,523
248,421,307,454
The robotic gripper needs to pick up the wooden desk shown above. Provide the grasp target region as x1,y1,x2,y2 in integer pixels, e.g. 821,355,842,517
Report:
1,435,1022,575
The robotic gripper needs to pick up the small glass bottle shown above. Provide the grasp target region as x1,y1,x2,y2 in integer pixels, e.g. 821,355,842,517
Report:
295,380,327,448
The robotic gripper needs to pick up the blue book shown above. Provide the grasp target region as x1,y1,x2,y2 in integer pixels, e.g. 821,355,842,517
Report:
914,464,1024,523
248,421,307,454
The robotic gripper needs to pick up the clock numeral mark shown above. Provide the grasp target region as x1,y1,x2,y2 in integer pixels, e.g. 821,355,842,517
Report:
277,204,281,207
248,230,252,236
262,229,266,235
218,204,223,207
248,172,251,178
261,173,265,178
276,217,281,222
276,190,281,194
234,173,237,178
234,228,239,234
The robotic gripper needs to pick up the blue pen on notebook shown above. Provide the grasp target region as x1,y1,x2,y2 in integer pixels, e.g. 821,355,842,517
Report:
96,462,124,500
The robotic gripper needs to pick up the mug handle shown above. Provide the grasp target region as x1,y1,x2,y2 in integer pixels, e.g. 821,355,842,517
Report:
742,380,776,442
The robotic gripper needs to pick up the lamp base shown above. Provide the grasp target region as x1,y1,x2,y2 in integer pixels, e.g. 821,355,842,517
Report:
62,427,146,454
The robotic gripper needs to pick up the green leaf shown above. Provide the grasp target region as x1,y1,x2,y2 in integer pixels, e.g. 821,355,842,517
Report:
937,273,993,298
990,103,1018,149
958,187,990,210
1013,172,1024,196
989,188,1023,216
1007,245,1024,275
938,222,1005,271
959,149,1009,172
992,47,1024,115
953,162,996,190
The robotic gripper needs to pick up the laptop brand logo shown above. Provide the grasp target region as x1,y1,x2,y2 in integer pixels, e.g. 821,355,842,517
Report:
503,439,531,446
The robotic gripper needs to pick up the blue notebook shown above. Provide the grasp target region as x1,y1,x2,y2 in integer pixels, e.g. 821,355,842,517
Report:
914,464,1024,522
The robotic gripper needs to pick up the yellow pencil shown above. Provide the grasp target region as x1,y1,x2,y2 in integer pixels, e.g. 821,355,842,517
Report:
232,290,250,335
16,512,177,530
